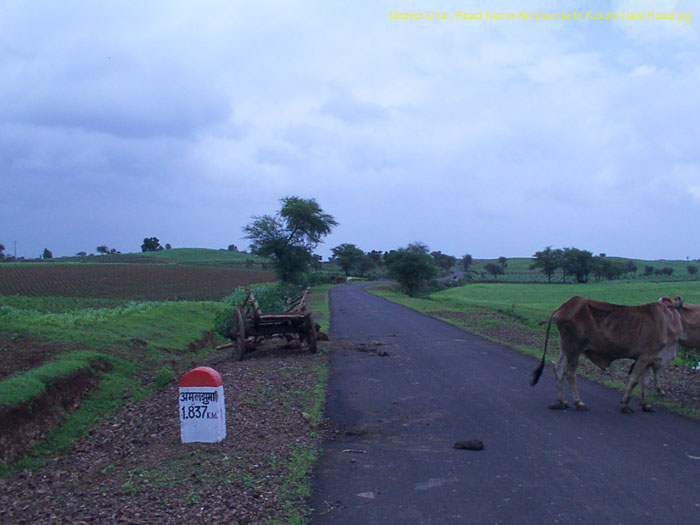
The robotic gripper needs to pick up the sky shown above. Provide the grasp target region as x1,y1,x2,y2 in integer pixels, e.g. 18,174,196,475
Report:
1,0,699,261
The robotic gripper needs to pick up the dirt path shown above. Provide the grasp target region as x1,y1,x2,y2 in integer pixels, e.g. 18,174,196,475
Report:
310,284,700,524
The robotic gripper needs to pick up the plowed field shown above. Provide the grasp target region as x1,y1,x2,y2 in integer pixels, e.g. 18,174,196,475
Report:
0,264,276,300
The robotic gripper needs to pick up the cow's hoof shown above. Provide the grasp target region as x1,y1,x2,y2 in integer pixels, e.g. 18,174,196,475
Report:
574,403,589,412
620,405,634,414
548,401,569,410
642,404,655,413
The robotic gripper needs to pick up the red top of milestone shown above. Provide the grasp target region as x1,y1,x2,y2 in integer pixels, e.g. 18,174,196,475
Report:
179,366,223,387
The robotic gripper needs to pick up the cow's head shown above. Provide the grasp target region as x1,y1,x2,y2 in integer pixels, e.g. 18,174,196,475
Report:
674,295,684,309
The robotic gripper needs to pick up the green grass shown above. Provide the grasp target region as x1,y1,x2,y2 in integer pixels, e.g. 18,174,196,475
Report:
0,351,114,408
58,248,270,267
0,296,131,313
429,280,700,327
0,299,227,352
266,283,331,524
309,283,333,333
371,280,700,338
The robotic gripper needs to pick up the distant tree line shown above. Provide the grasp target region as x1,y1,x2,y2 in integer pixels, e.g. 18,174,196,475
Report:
530,246,692,283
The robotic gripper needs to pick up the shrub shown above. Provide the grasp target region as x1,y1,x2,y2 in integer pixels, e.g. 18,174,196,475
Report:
214,283,303,340
153,365,176,388
384,243,438,296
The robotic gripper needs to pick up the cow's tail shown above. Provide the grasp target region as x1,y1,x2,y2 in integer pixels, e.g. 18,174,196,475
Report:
531,311,555,386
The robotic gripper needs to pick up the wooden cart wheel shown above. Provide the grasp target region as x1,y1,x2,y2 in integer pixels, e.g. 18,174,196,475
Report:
233,308,246,361
305,315,317,354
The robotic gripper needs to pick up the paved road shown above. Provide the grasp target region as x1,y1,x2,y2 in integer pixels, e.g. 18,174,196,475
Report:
310,284,700,524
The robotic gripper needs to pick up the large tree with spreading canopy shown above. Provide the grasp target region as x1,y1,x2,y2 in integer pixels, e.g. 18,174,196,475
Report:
244,196,338,282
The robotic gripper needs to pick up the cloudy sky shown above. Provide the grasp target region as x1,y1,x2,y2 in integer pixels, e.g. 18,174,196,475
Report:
1,0,698,260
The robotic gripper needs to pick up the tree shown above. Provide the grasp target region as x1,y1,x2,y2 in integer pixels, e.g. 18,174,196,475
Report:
331,243,365,276
0,243,5,260
368,250,384,266
227,244,238,252
531,246,561,283
384,243,438,296
498,256,508,271
244,196,338,282
461,254,473,272
356,254,376,277
561,247,593,283
592,257,628,281
311,254,323,271
431,251,457,273
96,245,109,254
165,243,172,250
484,262,504,279
141,237,163,252
42,248,53,259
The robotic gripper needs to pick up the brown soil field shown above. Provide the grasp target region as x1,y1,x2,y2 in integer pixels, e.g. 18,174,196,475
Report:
0,264,276,301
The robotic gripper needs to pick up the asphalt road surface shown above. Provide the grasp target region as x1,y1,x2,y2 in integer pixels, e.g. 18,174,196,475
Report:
310,284,700,524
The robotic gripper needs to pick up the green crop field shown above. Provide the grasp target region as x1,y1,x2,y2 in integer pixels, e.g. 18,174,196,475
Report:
58,247,270,267
429,280,700,328
372,279,700,332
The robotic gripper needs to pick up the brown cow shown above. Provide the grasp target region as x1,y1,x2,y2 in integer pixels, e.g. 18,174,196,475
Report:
674,296,700,349
643,296,700,395
530,296,683,413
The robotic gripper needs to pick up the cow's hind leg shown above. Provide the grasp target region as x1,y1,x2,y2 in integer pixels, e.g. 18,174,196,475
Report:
548,352,569,410
651,362,666,397
564,354,587,411
621,358,651,414
640,367,654,412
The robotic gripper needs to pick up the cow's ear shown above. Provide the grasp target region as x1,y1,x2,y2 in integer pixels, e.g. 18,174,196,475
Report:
675,295,684,309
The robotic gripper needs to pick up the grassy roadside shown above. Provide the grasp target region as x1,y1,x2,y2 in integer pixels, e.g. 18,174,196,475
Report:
369,282,700,420
271,283,332,524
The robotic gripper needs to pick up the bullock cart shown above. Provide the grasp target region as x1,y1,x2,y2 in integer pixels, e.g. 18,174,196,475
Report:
225,287,317,360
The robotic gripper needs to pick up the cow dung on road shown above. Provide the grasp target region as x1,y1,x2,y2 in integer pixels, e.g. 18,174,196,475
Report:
454,439,484,451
